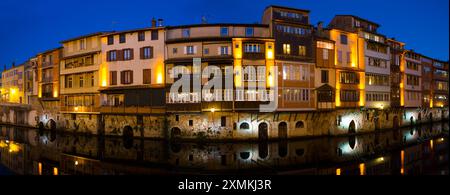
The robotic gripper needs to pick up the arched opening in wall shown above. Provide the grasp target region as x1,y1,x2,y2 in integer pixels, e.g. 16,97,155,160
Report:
348,121,356,134
374,117,380,131
258,142,268,159
410,116,414,125
239,122,250,130
48,119,56,131
122,126,134,149
240,152,250,160
349,135,356,150
258,123,268,141
38,122,44,131
171,127,181,138
278,141,288,158
295,121,304,129
393,116,399,129
278,122,288,140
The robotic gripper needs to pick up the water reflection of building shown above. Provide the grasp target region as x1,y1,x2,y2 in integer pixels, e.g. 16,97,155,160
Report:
1,123,448,175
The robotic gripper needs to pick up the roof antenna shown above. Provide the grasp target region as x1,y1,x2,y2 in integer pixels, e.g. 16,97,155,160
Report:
201,15,208,24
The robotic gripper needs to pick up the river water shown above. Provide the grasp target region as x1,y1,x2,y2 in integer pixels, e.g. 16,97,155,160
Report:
0,122,448,175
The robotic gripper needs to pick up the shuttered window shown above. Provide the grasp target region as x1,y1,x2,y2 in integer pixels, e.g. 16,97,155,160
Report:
110,71,117,85
143,69,151,84
121,70,133,84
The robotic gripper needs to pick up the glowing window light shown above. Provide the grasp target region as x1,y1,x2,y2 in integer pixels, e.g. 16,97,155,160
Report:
359,163,365,175
336,168,341,175
53,167,58,175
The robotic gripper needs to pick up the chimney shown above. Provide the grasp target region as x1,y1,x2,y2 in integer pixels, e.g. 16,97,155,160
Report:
157,19,164,27
317,21,323,32
151,18,157,27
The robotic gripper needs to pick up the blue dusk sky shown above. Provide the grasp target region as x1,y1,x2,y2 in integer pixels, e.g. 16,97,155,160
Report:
0,0,448,70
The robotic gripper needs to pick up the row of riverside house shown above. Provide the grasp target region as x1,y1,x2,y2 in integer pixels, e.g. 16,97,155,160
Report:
1,5,448,139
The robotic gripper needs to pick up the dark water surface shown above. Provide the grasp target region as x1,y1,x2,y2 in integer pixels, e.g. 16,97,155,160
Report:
0,122,448,175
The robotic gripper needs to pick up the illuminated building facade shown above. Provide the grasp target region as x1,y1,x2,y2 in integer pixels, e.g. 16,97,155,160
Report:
386,38,405,108
59,33,106,117
37,48,62,108
1,63,24,103
262,6,316,111
403,50,422,108
432,59,449,108
24,57,39,104
165,24,274,112
99,22,166,115
421,55,434,108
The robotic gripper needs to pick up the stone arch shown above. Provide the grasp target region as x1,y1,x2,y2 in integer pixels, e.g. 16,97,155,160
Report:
47,119,56,130
295,121,305,129
278,122,288,139
258,122,269,141
349,120,356,134
171,127,181,138
239,122,250,130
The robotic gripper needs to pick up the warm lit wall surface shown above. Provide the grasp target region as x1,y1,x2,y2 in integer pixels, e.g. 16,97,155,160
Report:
1,65,24,103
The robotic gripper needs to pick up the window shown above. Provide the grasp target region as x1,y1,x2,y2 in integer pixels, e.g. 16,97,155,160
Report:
121,70,133,84
110,71,117,85
340,34,348,45
91,75,94,87
107,50,117,61
239,122,250,130
295,121,304,129
338,50,342,63
321,70,329,83
366,73,389,86
189,120,193,126
79,75,84,87
107,35,114,45
175,115,179,122
339,72,359,84
182,29,190,38
143,69,151,84
323,49,329,60
220,27,229,36
220,46,229,55
204,48,209,55
283,44,291,55
245,27,254,37
221,116,226,127
151,30,158,40
141,47,153,59
406,74,419,86
186,46,195,55
138,31,145,41
173,48,178,54
368,57,387,68
244,44,261,53
340,90,359,102
123,49,133,60
317,41,334,49
79,39,86,50
66,76,73,88
299,45,306,56
119,34,126,43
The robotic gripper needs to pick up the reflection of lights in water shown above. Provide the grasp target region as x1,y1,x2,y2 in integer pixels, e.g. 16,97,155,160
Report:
403,129,417,142
75,161,79,166
336,168,341,175
430,140,434,150
359,163,365,175
377,157,384,162
338,138,359,155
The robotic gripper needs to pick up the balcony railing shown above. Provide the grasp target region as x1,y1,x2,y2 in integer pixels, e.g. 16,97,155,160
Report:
60,106,100,113
41,61,54,68
41,77,53,83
